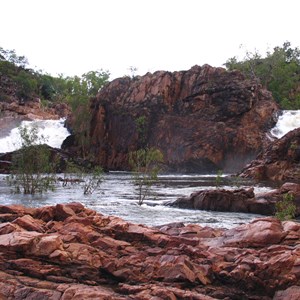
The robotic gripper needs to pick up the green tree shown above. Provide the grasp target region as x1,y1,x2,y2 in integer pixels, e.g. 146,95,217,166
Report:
7,125,56,194
63,69,110,158
15,70,38,99
129,147,164,205
224,42,300,109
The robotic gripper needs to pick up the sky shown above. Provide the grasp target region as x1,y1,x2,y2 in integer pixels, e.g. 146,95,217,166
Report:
1,0,299,79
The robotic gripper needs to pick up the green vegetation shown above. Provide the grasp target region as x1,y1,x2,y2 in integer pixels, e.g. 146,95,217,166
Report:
215,170,223,188
129,115,164,205
129,147,164,205
7,125,56,194
135,115,148,148
0,46,110,159
275,193,297,221
224,42,300,109
7,125,104,195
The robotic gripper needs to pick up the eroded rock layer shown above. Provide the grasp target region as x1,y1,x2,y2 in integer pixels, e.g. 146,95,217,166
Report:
85,65,278,172
0,203,299,299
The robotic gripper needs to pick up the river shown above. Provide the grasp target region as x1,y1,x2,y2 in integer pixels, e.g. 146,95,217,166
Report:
0,110,299,228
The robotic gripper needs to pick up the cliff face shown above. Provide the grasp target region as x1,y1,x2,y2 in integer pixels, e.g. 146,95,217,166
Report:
240,127,300,181
88,65,278,172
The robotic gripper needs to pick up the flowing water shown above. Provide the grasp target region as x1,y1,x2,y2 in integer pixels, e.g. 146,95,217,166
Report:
0,118,70,153
0,172,273,229
0,110,299,228
270,110,300,138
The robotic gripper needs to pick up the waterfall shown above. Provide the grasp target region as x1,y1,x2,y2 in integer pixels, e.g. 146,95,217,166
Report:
0,118,70,153
270,110,300,139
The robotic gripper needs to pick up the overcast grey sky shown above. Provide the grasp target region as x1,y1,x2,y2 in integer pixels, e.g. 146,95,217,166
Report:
1,0,299,79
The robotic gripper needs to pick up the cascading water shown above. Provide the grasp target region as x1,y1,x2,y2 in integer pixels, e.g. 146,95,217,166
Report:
0,118,70,153
270,110,300,139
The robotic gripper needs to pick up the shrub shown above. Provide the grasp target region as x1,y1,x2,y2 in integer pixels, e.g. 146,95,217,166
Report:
275,193,297,221
129,147,164,205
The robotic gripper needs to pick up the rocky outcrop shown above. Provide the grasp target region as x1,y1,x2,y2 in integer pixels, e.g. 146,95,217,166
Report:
239,127,300,181
76,65,278,172
0,203,299,299
166,182,300,216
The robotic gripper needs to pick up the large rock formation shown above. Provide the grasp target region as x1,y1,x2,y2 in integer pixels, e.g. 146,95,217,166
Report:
240,127,300,181
0,203,299,299
82,65,278,172
167,182,300,216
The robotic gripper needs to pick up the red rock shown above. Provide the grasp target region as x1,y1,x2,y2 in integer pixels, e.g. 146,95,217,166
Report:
0,222,23,234
0,203,299,299
0,231,42,251
220,218,284,248
54,203,76,221
274,285,300,300
65,65,278,172
12,215,44,232
240,128,300,181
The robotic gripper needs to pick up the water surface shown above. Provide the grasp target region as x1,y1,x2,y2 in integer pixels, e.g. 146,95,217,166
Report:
0,172,274,229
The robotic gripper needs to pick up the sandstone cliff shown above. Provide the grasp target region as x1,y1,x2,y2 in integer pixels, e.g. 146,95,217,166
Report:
83,65,278,172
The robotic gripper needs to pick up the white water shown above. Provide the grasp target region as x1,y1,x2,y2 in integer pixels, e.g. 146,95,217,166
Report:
270,110,300,138
0,119,70,153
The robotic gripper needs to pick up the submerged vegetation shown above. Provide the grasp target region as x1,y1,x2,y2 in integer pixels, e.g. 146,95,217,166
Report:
7,125,104,195
129,147,164,205
7,125,56,194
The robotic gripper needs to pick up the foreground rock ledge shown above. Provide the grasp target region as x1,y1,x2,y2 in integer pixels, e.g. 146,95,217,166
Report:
0,203,299,299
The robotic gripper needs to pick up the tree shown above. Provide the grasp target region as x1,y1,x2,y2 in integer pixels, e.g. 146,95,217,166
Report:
64,69,110,158
224,42,300,109
129,147,164,205
7,125,56,194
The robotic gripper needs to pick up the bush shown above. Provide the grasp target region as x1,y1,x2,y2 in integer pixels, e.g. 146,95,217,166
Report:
129,147,164,205
275,193,297,221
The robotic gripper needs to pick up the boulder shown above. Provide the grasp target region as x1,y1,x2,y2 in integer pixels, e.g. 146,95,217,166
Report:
166,183,300,217
65,65,278,173
0,203,300,298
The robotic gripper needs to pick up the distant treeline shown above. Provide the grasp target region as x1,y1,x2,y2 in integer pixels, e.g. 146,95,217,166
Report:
1,42,300,112
0,46,111,159
224,42,300,109
0,46,110,110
